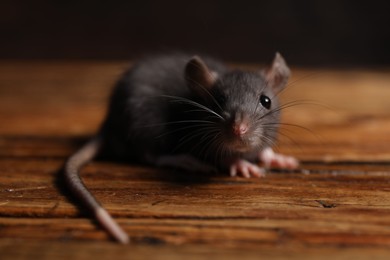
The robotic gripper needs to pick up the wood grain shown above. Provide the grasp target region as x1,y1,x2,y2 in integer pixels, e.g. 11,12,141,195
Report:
1,61,390,259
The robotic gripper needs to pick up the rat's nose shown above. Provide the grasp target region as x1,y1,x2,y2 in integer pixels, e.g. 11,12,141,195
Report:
233,122,248,136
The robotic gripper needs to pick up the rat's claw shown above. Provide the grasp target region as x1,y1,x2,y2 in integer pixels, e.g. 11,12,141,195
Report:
248,163,265,178
259,147,299,169
230,165,237,177
230,159,265,178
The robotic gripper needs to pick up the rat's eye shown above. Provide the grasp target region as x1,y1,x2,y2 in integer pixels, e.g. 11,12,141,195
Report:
259,95,271,109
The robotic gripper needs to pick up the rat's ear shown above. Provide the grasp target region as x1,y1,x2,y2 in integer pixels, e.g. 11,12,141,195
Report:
185,56,217,98
264,52,290,92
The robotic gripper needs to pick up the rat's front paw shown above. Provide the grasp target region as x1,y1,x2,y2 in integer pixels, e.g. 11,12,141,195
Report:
259,147,299,169
229,159,265,178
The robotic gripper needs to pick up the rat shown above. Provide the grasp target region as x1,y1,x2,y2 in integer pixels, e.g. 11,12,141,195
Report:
64,52,299,244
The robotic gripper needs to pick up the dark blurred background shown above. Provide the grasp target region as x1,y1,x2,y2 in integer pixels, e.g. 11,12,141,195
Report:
1,0,389,67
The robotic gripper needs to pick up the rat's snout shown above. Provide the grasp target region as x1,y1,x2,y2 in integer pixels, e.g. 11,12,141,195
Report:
232,112,250,137
225,111,257,153
233,122,248,136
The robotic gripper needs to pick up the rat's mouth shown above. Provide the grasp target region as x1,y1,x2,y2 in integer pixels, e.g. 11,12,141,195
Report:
225,139,253,153
220,126,262,153
223,132,265,153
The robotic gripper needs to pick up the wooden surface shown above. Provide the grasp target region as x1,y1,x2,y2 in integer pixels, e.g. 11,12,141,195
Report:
1,61,390,259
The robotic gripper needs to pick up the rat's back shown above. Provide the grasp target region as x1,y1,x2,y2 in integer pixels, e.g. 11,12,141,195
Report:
100,53,227,161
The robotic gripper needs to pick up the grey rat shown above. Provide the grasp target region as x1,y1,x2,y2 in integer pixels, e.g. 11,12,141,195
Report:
64,53,298,244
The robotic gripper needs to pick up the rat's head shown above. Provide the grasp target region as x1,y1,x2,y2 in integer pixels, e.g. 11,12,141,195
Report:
185,53,290,155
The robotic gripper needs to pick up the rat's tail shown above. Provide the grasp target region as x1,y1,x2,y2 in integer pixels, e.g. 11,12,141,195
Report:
64,135,129,244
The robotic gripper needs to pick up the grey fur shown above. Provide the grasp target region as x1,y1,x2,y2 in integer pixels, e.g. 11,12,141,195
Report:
64,52,290,243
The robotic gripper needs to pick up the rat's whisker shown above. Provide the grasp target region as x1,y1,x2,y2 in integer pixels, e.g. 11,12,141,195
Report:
161,94,225,121
173,127,219,153
264,122,322,143
273,72,325,98
187,130,219,156
255,99,316,122
186,77,224,113
155,124,216,139
135,119,217,129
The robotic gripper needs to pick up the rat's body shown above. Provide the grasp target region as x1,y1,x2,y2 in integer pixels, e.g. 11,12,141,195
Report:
64,53,298,244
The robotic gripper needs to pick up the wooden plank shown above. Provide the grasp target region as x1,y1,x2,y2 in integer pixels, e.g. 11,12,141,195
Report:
2,239,390,260
1,61,390,258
